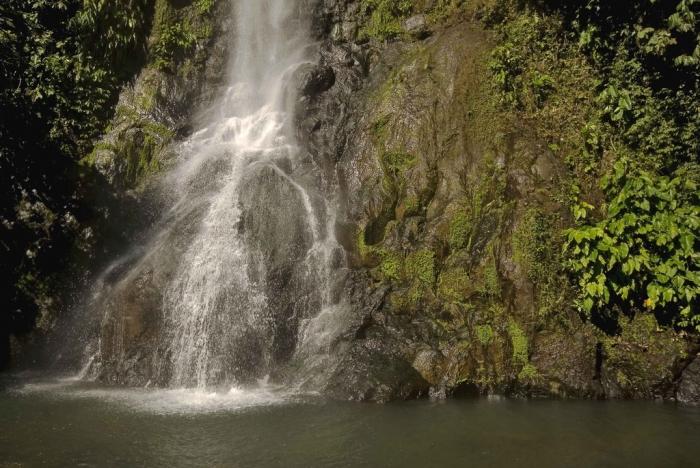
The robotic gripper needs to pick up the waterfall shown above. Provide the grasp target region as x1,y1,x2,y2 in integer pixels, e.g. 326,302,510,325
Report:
90,0,346,390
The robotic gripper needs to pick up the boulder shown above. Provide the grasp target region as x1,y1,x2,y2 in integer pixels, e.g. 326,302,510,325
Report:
404,14,430,39
677,356,700,405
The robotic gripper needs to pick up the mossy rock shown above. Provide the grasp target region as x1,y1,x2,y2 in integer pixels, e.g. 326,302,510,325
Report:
601,314,685,399
437,267,471,303
405,249,436,285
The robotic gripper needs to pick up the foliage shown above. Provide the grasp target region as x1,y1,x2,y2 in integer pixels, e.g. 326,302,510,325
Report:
153,22,196,71
74,0,152,68
487,0,700,334
488,12,561,110
565,160,699,331
541,0,700,172
195,0,215,14
0,0,152,366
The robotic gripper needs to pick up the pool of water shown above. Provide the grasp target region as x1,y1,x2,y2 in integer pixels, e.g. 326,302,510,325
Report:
1,377,699,467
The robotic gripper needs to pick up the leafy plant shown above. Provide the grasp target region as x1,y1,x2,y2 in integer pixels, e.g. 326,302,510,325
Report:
565,159,699,331
490,42,524,107
153,23,196,71
487,0,700,337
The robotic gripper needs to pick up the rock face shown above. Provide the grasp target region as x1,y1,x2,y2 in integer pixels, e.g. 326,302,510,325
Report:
89,0,231,191
295,0,695,401
677,357,700,405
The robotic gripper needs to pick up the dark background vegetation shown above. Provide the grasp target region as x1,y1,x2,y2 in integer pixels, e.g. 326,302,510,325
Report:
0,0,152,368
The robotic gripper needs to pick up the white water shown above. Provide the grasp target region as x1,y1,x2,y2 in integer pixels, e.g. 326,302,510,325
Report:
87,0,347,391
161,0,336,388
15,378,293,414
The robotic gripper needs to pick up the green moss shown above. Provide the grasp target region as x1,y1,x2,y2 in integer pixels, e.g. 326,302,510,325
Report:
382,151,416,176
438,267,470,303
388,282,427,313
407,282,425,305
81,142,115,166
426,0,465,23
448,211,472,251
518,363,539,381
371,116,391,142
476,246,501,300
513,209,552,281
357,226,378,261
405,249,436,285
512,208,565,319
142,121,174,140
402,195,420,217
447,161,507,256
489,302,505,317
599,314,686,397
508,320,529,366
475,324,494,345
379,250,403,281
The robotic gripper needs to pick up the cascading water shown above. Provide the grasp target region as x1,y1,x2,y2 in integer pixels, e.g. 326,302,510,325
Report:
87,0,346,390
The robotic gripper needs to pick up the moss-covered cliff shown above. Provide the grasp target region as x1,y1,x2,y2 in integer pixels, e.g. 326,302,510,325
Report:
2,0,698,404
305,0,698,402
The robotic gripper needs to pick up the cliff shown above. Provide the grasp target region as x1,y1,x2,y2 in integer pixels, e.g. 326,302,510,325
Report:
2,0,698,404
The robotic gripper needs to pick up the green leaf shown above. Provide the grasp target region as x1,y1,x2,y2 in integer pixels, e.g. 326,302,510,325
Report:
618,243,629,258
680,234,694,252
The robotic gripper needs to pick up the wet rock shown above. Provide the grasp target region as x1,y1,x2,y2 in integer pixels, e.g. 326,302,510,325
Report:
239,165,317,365
600,315,684,399
530,325,601,398
412,349,447,385
677,357,700,405
323,341,430,402
297,64,337,97
404,14,430,39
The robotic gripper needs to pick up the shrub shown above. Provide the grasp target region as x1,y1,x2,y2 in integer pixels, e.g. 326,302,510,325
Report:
565,159,699,331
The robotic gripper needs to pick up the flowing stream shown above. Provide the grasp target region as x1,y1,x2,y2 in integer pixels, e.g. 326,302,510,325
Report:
86,0,345,390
